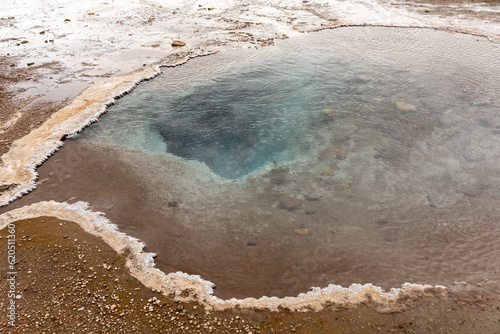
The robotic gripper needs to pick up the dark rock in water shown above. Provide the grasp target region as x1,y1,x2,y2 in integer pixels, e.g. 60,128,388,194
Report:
168,201,178,208
303,195,321,201
270,178,286,186
279,198,302,212
304,210,316,215
376,220,389,226
478,119,490,128
172,40,186,47
247,242,257,247
266,167,291,186
426,195,437,208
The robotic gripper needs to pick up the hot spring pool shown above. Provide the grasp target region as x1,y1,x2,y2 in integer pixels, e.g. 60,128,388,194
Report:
40,26,500,298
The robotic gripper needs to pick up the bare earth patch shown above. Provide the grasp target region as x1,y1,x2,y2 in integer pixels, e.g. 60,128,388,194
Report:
0,57,67,160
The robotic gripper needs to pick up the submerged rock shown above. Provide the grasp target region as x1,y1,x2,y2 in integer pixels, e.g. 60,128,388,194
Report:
294,226,310,235
319,145,346,161
395,101,416,111
279,198,302,212
460,185,483,198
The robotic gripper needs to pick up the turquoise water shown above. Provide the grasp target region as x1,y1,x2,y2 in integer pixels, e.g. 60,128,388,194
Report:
78,27,500,180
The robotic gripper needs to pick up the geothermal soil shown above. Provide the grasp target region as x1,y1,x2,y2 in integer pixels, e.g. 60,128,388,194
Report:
1,217,500,333
1,0,500,332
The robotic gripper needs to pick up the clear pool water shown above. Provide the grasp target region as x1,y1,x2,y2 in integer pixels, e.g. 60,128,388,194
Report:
79,27,499,180
68,27,500,298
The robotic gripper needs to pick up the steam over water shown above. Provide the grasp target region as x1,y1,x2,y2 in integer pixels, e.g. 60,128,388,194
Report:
71,27,500,298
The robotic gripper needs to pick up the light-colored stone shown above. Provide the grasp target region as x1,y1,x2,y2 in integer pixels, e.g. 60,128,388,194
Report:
294,228,310,235
172,40,186,47
395,101,416,111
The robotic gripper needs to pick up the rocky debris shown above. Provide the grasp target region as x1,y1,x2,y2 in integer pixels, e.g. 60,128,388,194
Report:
426,195,437,208
478,178,497,189
270,178,286,185
172,40,186,47
266,166,290,186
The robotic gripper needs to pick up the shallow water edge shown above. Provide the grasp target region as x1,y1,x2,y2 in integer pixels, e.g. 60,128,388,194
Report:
0,200,450,312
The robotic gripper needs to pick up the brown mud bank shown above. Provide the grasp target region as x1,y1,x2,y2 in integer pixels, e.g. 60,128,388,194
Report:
1,216,500,333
